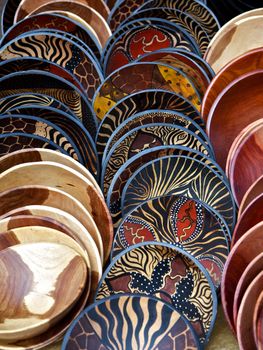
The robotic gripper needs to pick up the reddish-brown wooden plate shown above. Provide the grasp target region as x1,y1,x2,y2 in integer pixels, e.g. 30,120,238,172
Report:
239,175,263,217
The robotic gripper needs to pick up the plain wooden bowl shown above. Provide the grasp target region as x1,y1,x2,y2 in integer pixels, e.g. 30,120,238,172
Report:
0,148,102,196
231,194,263,248
237,271,263,350
207,70,263,170
0,242,87,341
202,47,263,121
253,290,263,349
233,252,263,329
239,175,263,217
205,12,263,73
228,119,263,205
0,161,113,263
221,221,263,333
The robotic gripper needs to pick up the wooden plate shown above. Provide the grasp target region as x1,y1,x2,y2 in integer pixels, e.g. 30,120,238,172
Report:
0,162,113,262
101,124,214,196
14,0,110,22
0,148,101,195
239,175,263,217
108,0,220,36
96,242,217,343
237,271,263,350
0,242,87,341
253,290,263,349
0,185,103,275
0,92,76,118
5,106,98,177
0,114,82,163
0,13,101,61
62,294,201,349
29,2,111,47
96,89,202,159
122,155,236,231
221,221,263,333
107,146,228,229
0,70,97,135
0,32,103,101
104,20,199,75
233,253,263,330
206,70,263,170
0,57,83,92
231,194,263,248
92,62,203,120
205,11,263,73
137,49,211,97
103,109,210,160
113,194,229,288
121,7,210,55
228,119,263,206
201,48,263,122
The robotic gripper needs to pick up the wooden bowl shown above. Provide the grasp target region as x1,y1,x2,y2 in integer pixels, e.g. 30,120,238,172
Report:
207,70,263,170
0,185,102,300
29,2,111,47
221,221,263,333
239,175,263,217
14,0,110,21
237,271,263,350
0,161,113,263
253,290,263,349
228,119,263,205
231,194,263,248
0,148,102,196
233,253,263,329
202,48,263,121
0,242,87,341
205,11,263,73
62,294,201,350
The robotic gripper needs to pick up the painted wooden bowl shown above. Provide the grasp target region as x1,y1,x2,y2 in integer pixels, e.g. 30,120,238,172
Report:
62,294,201,350
96,242,217,344
0,148,101,196
96,89,202,160
221,221,263,333
0,185,103,296
29,2,111,47
107,145,228,229
231,194,263,248
253,290,263,349
205,10,263,73
239,175,263,217
206,70,263,170
112,194,229,288
237,271,263,350
92,62,203,121
201,48,263,121
0,242,87,341
233,253,263,329
228,119,263,205
0,161,113,263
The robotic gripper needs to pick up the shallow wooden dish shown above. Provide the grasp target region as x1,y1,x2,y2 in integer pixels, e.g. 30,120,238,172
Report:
221,221,263,333
233,253,263,330
0,161,113,263
237,271,263,350
253,290,263,349
205,9,263,73
206,70,263,170
231,194,263,248
239,175,263,217
29,2,111,47
0,148,102,196
62,294,201,350
0,185,103,300
228,119,263,205
202,48,263,121
0,242,87,341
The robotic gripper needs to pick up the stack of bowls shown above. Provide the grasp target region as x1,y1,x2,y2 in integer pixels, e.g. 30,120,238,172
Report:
62,1,238,349
201,9,263,350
